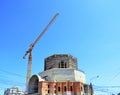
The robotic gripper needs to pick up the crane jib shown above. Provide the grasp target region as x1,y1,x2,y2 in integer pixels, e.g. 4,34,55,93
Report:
23,13,59,59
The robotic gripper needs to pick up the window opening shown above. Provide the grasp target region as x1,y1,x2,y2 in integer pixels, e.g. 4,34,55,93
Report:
58,86,60,91
48,90,50,93
81,86,83,91
61,61,64,68
64,86,66,91
48,85,50,88
70,86,72,91
54,90,56,93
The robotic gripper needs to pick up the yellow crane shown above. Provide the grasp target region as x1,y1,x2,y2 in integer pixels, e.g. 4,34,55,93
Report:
23,13,59,92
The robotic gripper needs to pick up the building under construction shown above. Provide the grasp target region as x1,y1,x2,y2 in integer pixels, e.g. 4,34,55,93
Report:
26,54,94,95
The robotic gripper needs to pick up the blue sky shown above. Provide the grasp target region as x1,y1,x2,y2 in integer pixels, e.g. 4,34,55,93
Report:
0,0,120,94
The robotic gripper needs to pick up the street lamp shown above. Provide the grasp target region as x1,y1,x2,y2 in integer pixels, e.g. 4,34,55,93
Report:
90,75,99,83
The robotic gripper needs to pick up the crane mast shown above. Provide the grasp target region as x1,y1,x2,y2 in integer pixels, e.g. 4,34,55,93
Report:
23,13,59,93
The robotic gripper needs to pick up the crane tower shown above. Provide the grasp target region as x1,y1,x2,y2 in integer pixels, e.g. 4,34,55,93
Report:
23,13,59,93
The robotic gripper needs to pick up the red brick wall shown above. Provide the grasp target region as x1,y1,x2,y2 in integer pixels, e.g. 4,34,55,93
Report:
38,81,84,94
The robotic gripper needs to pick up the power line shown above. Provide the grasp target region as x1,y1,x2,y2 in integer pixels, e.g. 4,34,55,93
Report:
0,69,25,78
0,69,26,92
0,78,25,86
94,85,120,94
94,85,120,88
111,71,120,81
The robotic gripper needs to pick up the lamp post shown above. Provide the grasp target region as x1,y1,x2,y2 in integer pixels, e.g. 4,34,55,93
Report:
89,75,99,95
90,75,99,83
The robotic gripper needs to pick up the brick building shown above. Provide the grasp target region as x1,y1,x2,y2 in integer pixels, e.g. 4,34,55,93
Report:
26,54,94,95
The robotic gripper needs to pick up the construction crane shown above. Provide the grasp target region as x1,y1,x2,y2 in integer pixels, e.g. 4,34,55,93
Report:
23,13,59,93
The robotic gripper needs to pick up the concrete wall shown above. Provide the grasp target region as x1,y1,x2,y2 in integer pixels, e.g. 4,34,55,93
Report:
74,70,86,83
39,68,86,83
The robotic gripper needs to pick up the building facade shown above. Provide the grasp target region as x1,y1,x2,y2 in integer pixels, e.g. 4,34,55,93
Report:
26,54,94,95
4,86,25,95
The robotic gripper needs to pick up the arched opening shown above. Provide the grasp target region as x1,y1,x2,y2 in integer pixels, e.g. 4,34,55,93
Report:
28,75,39,94
61,61,64,68
58,61,68,68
